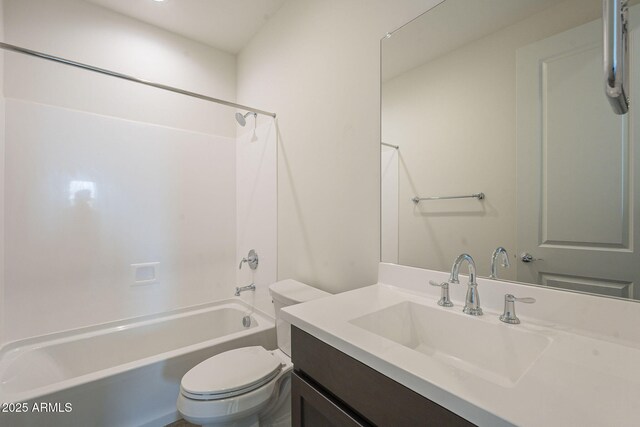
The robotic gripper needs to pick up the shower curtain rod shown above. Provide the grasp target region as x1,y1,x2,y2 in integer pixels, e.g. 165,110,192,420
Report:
0,41,277,118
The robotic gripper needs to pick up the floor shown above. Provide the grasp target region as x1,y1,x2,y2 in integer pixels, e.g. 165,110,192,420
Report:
165,420,198,427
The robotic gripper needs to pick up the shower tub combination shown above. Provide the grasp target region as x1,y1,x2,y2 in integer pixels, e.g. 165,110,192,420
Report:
0,300,276,427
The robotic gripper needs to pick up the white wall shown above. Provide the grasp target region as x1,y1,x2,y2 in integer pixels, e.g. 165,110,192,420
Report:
382,0,602,279
0,0,5,344
2,0,241,342
237,0,440,294
3,0,236,137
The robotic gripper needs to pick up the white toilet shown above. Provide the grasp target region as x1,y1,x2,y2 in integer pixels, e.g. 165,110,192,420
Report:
177,280,329,427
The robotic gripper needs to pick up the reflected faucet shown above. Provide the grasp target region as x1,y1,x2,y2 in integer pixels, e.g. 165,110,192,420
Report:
449,253,482,316
489,247,510,279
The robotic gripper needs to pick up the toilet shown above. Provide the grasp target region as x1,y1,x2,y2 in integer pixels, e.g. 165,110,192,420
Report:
177,280,329,427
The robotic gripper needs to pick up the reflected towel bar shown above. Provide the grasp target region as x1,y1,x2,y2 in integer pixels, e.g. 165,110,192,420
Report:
381,142,399,149
412,193,485,203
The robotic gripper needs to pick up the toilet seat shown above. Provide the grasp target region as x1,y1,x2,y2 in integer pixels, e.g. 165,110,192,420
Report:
180,346,283,401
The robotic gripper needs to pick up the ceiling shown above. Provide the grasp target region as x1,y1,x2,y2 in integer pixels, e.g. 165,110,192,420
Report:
85,0,287,54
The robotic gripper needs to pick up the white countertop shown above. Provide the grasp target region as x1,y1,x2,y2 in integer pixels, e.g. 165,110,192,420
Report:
281,263,640,427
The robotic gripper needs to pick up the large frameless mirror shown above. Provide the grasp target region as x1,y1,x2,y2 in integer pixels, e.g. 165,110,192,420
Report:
381,0,640,301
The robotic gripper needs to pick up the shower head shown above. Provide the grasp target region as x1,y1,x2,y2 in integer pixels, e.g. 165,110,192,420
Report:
235,111,257,127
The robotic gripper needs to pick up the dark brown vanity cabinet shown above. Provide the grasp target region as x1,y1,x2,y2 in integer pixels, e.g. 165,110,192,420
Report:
290,326,475,427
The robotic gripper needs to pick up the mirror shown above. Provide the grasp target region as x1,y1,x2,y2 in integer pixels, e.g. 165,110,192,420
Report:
381,0,640,300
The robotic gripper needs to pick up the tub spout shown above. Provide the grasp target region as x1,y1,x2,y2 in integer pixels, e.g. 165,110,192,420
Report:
235,283,256,296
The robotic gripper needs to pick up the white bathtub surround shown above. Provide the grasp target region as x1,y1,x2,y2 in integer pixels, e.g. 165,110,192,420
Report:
282,263,640,427
381,146,398,263
0,0,251,346
0,300,276,427
3,99,238,342
1,0,282,345
236,118,278,317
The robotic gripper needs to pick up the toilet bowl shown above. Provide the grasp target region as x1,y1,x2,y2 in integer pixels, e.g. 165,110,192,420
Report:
177,347,292,427
177,280,329,427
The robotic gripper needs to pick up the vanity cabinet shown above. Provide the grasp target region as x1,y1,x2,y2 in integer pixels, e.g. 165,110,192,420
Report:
291,326,475,427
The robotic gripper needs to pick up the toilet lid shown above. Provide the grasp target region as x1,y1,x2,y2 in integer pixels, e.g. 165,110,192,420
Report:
181,346,282,400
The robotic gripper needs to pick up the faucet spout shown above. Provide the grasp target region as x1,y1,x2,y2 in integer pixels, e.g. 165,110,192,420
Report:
449,253,477,284
235,283,256,296
449,253,482,316
489,247,510,279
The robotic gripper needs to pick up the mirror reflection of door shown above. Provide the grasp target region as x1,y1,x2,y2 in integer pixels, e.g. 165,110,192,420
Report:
381,0,640,301
516,5,640,299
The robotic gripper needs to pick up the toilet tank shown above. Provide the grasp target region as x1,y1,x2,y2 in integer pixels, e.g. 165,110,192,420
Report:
269,280,330,357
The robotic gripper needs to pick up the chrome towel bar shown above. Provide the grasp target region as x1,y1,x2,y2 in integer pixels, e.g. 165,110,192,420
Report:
381,142,399,149
412,193,485,203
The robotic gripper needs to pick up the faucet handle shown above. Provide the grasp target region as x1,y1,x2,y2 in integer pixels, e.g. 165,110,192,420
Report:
429,280,454,307
499,294,535,324
513,296,535,303
239,249,259,270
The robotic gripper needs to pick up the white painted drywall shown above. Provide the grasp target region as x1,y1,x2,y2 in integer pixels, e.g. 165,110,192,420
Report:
3,0,237,137
1,0,241,342
237,0,441,294
382,0,602,279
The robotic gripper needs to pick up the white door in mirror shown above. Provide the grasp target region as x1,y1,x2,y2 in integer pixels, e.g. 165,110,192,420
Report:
516,7,640,299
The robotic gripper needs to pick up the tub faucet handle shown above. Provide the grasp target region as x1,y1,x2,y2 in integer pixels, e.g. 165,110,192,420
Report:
239,249,259,270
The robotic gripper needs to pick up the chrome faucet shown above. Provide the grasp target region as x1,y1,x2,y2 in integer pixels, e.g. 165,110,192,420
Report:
429,280,453,307
449,253,482,316
239,249,259,270
489,247,510,279
499,294,535,324
235,283,256,296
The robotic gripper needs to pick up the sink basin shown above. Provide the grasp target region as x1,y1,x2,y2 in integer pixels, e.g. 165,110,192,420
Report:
349,301,551,387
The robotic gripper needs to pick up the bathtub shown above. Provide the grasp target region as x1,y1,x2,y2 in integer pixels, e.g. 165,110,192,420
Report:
0,299,276,427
